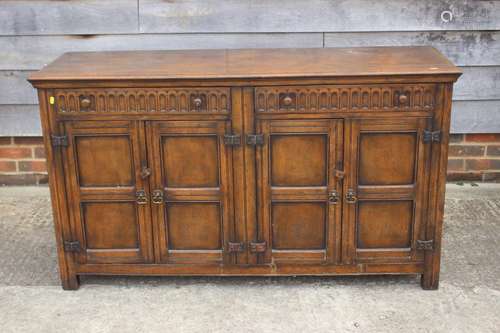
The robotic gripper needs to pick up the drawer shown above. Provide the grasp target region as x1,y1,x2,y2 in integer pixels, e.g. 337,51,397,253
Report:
52,88,231,114
255,84,437,113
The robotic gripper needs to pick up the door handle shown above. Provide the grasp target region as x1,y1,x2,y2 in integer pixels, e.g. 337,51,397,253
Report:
136,190,148,205
346,189,357,204
328,190,339,204
152,189,164,204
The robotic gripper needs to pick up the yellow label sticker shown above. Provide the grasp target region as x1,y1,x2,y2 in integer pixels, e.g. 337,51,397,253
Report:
49,96,55,105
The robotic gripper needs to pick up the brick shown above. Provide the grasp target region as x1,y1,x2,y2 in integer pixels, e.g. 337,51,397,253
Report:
0,137,12,145
448,145,485,157
446,172,482,182
465,134,500,143
0,161,16,172
13,136,44,145
486,146,500,156
447,159,464,171
449,134,464,143
34,147,46,159
18,161,47,173
0,147,32,159
0,174,48,186
465,159,500,171
483,172,500,182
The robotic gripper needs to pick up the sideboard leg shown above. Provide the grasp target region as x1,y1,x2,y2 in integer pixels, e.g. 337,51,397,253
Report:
421,268,439,290
61,274,80,290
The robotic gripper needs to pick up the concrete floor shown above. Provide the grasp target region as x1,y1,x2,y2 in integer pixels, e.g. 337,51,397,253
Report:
0,185,499,333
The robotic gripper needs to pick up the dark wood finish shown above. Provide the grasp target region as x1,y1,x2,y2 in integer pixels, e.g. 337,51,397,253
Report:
61,121,154,265
28,47,461,290
146,120,234,264
29,47,460,82
255,119,343,264
343,118,431,265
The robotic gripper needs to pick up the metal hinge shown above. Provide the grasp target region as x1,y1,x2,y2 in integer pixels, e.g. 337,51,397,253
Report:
416,239,434,251
63,240,80,252
227,242,245,253
223,134,241,146
246,134,264,146
423,130,441,143
51,135,68,147
249,241,267,253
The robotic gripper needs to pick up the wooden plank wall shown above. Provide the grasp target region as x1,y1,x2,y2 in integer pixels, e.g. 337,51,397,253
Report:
0,0,499,135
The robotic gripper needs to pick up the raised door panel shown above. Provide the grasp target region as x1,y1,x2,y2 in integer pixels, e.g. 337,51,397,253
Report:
343,118,432,264
147,121,235,264
255,119,343,264
62,121,153,264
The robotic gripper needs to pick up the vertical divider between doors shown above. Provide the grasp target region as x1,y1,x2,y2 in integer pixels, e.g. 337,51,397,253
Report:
231,88,248,264
331,120,344,264
243,88,258,265
342,119,357,264
144,121,163,263
136,120,155,263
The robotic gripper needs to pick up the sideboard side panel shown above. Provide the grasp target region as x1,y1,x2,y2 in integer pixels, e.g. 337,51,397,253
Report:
37,89,79,290
421,83,453,290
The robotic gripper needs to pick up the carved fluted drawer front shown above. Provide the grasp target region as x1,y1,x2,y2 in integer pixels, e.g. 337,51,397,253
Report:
53,88,231,113
255,84,437,113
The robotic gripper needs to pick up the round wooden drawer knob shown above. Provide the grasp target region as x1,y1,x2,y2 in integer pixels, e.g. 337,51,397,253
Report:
399,94,408,104
80,97,91,109
193,98,203,108
283,96,293,106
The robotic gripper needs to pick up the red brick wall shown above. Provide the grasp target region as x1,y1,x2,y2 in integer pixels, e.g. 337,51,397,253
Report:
1,135,499,185
448,134,500,182
0,137,47,185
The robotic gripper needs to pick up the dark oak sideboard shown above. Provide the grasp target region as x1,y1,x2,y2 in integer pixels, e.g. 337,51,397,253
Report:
29,47,461,290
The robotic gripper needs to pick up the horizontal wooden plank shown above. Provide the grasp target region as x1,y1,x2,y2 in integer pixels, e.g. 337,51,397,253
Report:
139,0,500,33
0,105,41,136
451,100,500,134
454,67,500,101
0,33,323,70
2,66,498,105
0,100,498,136
0,0,138,35
325,31,500,67
2,31,497,70
0,71,37,104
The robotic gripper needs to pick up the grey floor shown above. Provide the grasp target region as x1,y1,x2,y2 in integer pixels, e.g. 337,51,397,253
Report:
0,185,499,333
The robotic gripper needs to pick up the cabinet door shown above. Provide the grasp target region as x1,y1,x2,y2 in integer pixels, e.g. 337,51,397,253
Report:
343,118,432,264
147,121,235,264
62,121,153,264
255,119,343,264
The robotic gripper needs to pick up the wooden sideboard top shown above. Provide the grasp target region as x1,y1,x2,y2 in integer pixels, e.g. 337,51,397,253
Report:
29,46,461,83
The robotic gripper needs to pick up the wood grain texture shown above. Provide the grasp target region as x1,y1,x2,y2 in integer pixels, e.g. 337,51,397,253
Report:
453,67,500,100
139,0,500,33
451,100,500,133
0,105,40,136
15,66,500,107
357,201,413,249
28,47,461,82
0,70,36,104
5,100,496,137
28,47,459,289
0,0,138,35
17,66,497,104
